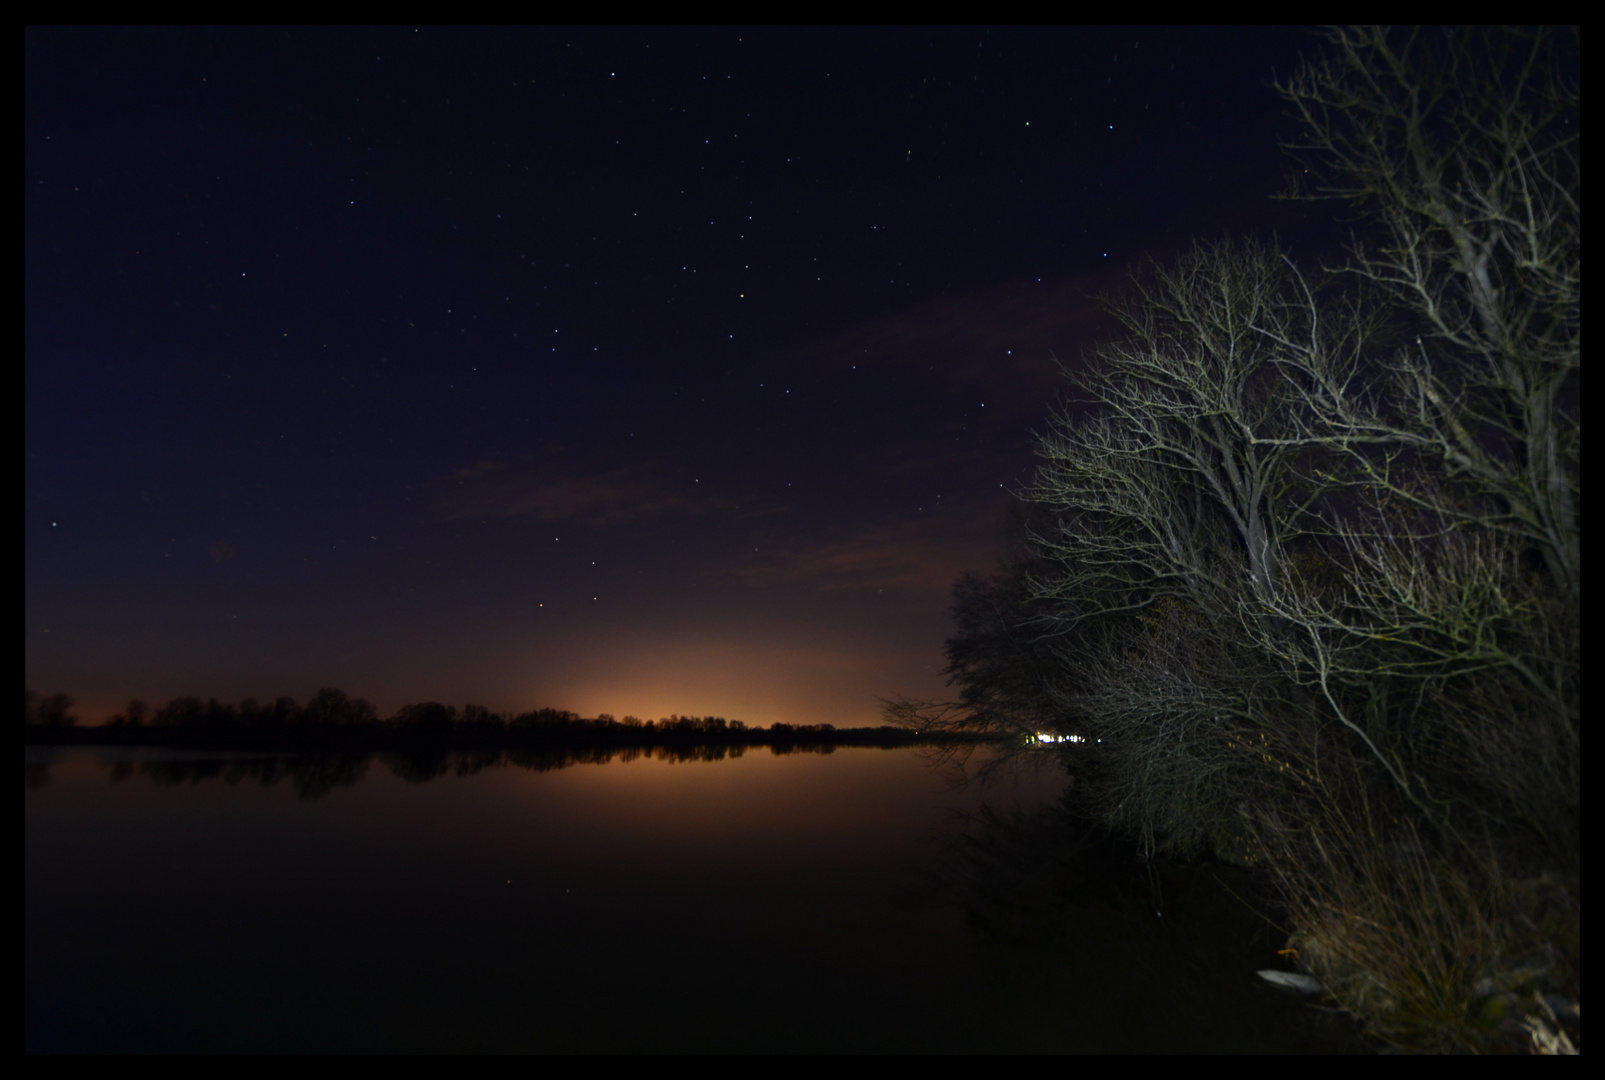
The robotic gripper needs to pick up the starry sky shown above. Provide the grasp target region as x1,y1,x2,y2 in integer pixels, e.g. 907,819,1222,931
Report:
25,26,1343,726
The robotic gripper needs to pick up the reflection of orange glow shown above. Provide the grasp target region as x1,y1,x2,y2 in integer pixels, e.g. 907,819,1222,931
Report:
482,745,1064,865
515,746,943,842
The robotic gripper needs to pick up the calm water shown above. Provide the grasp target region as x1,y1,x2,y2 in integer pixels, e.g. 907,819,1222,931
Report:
26,744,1363,1053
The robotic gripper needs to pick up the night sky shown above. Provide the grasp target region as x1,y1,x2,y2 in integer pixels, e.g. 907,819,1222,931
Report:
25,26,1343,726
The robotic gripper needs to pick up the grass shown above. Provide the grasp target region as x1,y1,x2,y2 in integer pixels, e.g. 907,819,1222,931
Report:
1252,806,1579,1054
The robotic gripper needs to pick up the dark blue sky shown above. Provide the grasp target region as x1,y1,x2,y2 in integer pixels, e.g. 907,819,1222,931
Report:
25,26,1341,724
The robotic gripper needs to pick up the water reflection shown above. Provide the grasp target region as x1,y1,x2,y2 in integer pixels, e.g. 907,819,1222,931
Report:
25,741,846,799
938,793,1369,1053
26,745,1367,1052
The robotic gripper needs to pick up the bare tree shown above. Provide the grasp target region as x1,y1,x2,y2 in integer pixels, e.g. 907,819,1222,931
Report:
1249,489,1579,862
28,691,78,727
900,27,1579,881
1030,237,1377,629
1275,26,1580,597
1020,238,1374,853
1231,26,1583,859
897,28,1581,1047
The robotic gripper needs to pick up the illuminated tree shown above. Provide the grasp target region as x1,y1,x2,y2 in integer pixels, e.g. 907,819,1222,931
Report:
900,27,1578,883
1251,26,1581,859
1274,25,1579,598
923,26,1584,1047
1019,236,1376,853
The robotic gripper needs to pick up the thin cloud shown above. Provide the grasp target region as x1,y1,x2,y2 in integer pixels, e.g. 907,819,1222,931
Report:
720,499,1006,594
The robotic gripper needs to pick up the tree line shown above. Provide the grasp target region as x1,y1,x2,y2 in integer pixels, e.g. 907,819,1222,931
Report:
23,686,754,733
889,27,1577,1053
23,686,944,748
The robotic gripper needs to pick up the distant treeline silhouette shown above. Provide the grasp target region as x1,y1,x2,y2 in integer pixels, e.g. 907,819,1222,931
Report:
24,687,991,752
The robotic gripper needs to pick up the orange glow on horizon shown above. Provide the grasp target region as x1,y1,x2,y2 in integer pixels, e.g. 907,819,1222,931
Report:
43,627,949,729
529,636,938,729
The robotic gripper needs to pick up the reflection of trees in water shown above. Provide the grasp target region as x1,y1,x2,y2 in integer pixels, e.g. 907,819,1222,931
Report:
144,759,229,786
33,741,862,800
136,755,373,799
379,749,452,783
941,794,1368,1053
27,747,596,796
453,749,505,776
767,742,833,756
504,746,614,772
649,743,744,763
283,756,369,799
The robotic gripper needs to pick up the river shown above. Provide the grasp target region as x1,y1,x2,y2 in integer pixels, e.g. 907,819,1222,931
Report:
26,743,1364,1052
